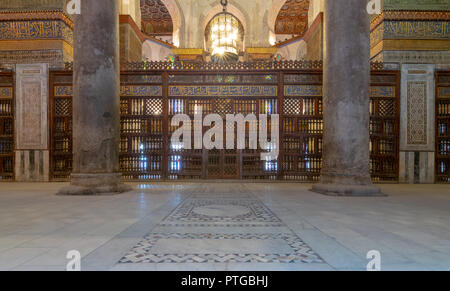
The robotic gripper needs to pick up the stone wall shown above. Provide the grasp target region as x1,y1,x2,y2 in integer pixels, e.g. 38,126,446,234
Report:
119,0,141,29
119,17,143,63
308,0,324,26
304,17,323,61
276,40,306,61
307,0,324,61
142,39,173,61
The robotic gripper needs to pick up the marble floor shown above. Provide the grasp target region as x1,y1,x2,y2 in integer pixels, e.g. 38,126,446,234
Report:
0,182,449,271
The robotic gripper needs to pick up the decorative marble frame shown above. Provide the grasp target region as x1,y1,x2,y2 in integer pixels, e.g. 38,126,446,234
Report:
15,63,49,150
400,64,435,152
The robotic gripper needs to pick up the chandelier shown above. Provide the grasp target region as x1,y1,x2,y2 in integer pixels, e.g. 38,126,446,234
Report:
210,0,240,59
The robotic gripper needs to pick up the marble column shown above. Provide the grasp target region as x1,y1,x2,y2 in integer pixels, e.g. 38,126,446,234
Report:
312,0,381,196
59,0,130,195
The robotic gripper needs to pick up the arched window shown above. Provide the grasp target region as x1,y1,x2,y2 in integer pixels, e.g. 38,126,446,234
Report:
205,0,244,62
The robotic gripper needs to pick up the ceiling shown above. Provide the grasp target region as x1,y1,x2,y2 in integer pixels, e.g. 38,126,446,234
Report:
140,0,173,35
140,0,310,37
275,0,310,35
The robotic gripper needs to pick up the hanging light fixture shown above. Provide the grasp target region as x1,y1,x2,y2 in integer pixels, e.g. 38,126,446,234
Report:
210,0,240,60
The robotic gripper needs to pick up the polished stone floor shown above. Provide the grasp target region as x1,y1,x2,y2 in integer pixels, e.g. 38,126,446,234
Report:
0,182,449,271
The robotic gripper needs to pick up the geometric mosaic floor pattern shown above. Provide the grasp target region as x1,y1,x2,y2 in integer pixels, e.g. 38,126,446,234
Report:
119,233,323,264
159,198,283,225
118,185,324,264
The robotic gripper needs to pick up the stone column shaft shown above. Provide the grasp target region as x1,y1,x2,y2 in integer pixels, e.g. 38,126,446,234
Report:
312,0,381,196
60,0,129,195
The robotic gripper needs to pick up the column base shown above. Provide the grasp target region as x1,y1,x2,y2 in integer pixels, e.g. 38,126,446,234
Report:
311,183,385,197
58,173,133,196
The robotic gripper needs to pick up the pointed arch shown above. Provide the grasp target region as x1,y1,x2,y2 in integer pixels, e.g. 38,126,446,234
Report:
268,0,287,34
160,0,184,47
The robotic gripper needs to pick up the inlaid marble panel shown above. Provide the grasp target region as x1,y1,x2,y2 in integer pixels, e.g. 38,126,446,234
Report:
15,64,49,181
399,64,436,184
400,64,435,152
21,82,42,146
407,82,427,145
15,63,48,150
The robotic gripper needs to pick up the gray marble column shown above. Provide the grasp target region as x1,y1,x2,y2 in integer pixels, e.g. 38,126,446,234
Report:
59,0,130,195
312,0,381,196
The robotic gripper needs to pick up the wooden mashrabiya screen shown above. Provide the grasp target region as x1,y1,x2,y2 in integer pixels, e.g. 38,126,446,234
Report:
0,72,14,181
436,71,450,183
49,61,399,182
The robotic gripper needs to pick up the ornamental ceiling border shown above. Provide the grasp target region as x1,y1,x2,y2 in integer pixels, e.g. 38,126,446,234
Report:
370,10,450,31
0,10,73,29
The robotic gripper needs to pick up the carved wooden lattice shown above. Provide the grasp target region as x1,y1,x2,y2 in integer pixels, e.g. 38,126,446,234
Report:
120,72,165,180
63,61,386,72
49,62,399,182
370,71,400,182
166,72,279,180
436,71,450,183
282,72,323,181
49,72,73,180
0,72,14,180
